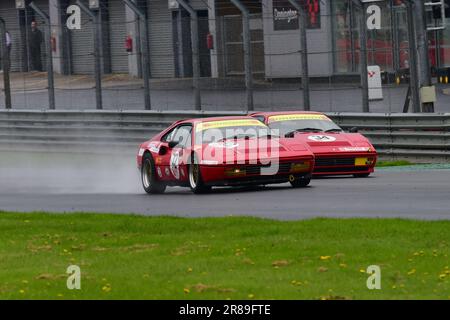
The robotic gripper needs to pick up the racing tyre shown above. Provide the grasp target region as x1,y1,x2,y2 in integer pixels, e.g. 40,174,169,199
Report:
353,173,371,178
188,154,211,194
290,176,311,188
141,153,166,194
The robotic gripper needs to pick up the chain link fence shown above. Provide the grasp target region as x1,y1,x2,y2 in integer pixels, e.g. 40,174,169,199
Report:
0,0,449,112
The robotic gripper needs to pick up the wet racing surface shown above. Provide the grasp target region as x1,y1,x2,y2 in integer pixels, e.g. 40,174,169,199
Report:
1,152,449,220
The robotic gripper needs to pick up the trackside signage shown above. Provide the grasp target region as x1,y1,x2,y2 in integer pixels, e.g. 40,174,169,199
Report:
368,65,383,100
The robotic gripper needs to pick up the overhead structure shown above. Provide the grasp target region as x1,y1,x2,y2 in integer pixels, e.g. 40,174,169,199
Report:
76,0,103,110
29,1,55,110
353,0,370,112
287,0,311,111
230,0,254,111
175,0,201,110
0,17,11,109
123,0,152,110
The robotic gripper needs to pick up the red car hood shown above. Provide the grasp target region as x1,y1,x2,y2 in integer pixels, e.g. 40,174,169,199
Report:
287,132,375,154
195,137,314,165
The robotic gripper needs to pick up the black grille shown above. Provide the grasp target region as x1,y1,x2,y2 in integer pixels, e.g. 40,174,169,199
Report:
245,165,262,175
315,157,355,167
241,163,294,175
314,166,368,173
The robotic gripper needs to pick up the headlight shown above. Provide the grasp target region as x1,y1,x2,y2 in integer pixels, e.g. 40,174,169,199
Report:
225,168,246,176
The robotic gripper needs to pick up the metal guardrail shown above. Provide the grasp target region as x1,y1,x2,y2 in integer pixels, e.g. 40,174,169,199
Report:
330,113,450,162
0,110,449,162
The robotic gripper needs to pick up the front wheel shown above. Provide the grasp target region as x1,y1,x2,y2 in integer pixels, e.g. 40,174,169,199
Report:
141,153,166,194
290,176,311,188
188,155,211,194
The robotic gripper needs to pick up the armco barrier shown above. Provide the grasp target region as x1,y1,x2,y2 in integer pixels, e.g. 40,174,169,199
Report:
0,110,449,162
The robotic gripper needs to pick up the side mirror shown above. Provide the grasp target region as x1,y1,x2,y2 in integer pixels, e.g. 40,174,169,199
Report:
159,144,168,155
349,127,359,133
168,140,179,149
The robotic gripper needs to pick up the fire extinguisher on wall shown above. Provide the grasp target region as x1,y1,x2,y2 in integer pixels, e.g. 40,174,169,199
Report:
206,32,214,50
50,34,57,53
125,35,133,53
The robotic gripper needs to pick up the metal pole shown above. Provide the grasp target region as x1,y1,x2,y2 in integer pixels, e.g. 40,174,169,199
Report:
414,0,434,112
24,9,31,71
0,18,11,109
354,0,369,113
135,17,142,78
29,2,55,110
406,1,421,113
230,0,254,111
123,0,151,110
76,1,102,110
287,0,310,111
176,0,201,110
140,17,151,110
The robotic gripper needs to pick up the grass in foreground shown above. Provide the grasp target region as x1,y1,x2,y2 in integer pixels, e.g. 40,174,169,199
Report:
0,212,449,300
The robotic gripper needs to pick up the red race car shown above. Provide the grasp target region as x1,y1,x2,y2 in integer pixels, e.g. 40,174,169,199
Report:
137,116,315,194
251,112,377,177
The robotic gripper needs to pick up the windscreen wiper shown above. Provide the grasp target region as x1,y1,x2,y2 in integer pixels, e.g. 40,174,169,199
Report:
325,128,343,133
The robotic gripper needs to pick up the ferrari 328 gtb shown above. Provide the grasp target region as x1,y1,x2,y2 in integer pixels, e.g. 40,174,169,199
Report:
251,111,377,177
137,116,315,194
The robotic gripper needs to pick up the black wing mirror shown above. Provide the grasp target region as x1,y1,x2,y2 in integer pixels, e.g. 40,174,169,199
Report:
168,140,179,148
159,144,168,155
349,127,359,133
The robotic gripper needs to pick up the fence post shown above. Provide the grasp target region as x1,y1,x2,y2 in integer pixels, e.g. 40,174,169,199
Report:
230,0,254,111
287,0,310,111
176,0,201,110
123,0,151,110
0,18,11,110
353,0,369,113
406,1,421,113
29,2,55,110
414,0,434,113
76,1,103,110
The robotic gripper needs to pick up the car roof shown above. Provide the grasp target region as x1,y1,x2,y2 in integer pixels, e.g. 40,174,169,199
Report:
178,115,262,125
250,111,325,117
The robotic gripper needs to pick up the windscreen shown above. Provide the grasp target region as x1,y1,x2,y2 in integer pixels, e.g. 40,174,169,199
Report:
195,119,272,144
267,114,342,137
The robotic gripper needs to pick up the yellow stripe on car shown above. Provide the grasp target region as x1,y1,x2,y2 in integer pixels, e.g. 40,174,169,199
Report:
196,119,266,132
268,114,331,123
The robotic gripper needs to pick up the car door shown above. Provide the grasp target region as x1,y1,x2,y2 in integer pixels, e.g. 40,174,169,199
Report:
160,124,192,182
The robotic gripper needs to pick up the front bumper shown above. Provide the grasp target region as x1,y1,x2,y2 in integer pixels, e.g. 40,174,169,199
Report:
312,153,377,176
204,173,312,187
200,159,314,186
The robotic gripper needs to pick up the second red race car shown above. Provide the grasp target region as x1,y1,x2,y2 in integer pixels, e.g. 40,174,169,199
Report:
137,116,315,194
251,112,377,177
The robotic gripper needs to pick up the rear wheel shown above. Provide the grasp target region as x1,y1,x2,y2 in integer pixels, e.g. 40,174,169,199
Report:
141,153,166,194
188,154,211,194
290,176,311,188
353,173,371,178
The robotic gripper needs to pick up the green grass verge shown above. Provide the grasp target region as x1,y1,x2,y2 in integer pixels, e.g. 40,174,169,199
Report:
376,160,414,167
0,212,449,300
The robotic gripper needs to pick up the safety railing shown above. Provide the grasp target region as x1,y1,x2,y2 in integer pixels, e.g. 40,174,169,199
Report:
0,110,449,162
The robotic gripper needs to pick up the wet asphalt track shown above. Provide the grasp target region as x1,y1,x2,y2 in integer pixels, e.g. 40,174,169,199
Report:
0,152,449,220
